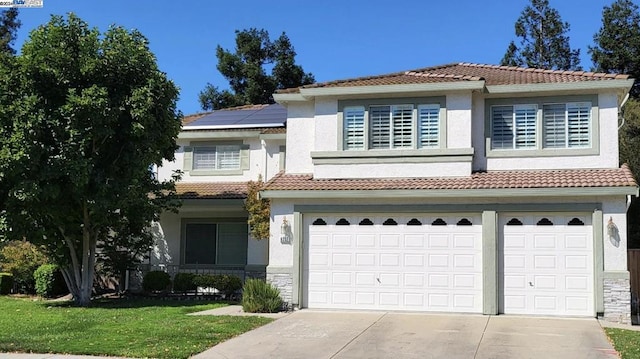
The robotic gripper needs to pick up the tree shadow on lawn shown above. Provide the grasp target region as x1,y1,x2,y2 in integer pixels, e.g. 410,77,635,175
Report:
45,297,237,310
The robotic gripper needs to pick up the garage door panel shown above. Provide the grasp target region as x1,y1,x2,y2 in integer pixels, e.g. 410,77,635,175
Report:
305,214,482,312
499,213,594,316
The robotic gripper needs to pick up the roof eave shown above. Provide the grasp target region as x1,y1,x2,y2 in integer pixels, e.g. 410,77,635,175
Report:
274,81,487,103
261,186,637,199
300,81,486,97
486,79,635,94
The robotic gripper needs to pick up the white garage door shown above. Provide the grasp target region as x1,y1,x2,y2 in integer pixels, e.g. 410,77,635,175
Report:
304,214,483,313
499,213,594,316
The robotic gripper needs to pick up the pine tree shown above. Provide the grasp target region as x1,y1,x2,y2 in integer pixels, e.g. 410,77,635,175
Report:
199,28,314,110
500,0,581,70
589,0,640,97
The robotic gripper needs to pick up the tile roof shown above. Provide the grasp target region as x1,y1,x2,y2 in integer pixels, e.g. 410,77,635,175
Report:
182,112,212,126
175,182,248,199
263,166,637,192
276,62,631,94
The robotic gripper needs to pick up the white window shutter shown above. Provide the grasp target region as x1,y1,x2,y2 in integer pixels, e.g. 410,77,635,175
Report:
543,104,567,148
567,102,590,148
343,107,365,150
392,105,413,148
370,106,391,149
418,105,439,148
514,105,537,149
491,106,515,149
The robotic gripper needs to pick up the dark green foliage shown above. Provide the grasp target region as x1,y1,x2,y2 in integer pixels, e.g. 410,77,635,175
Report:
173,272,197,292
142,271,171,292
589,0,640,97
0,8,20,56
619,99,640,248
0,272,13,294
199,28,314,110
0,14,182,306
193,274,243,297
241,278,283,313
193,274,216,288
501,0,581,70
0,241,49,293
33,264,67,298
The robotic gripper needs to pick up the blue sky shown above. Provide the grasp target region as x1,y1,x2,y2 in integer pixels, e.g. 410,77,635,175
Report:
12,0,628,115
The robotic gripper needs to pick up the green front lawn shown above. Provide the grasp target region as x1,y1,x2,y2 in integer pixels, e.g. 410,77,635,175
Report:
606,328,640,359
0,296,272,358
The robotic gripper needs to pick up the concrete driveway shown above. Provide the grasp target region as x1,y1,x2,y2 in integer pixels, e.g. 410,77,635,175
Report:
192,310,618,359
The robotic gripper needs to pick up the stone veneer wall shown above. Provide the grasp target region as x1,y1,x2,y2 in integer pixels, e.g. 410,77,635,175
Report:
267,272,293,307
603,278,631,324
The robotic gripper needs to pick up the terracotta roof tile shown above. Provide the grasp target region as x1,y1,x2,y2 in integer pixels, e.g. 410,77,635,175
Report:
261,127,287,134
276,62,631,94
181,112,212,126
176,182,247,199
264,166,637,192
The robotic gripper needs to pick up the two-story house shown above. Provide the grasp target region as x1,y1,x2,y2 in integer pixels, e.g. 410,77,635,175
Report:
262,63,637,323
151,104,286,280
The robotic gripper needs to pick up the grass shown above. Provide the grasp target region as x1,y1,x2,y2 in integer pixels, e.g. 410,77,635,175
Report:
0,296,272,358
606,328,640,359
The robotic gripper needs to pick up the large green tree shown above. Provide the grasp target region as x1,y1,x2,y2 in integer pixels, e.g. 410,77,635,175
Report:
590,0,640,247
199,28,314,110
0,14,182,305
589,0,640,97
0,8,20,55
500,0,581,70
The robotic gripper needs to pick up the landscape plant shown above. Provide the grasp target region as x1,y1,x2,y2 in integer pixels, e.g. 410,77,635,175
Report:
241,278,283,313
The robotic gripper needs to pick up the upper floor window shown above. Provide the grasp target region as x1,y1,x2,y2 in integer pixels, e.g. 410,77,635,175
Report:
193,145,241,170
343,103,441,150
183,141,250,176
490,101,592,150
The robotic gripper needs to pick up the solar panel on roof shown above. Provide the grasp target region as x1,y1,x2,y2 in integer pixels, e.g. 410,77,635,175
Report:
186,104,286,128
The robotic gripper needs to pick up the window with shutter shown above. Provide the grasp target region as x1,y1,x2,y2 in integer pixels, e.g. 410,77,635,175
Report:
343,106,365,150
543,103,567,148
193,146,241,170
491,106,514,149
392,105,413,148
341,100,441,151
370,105,391,149
491,105,537,149
514,105,537,148
418,105,439,148
567,102,590,148
542,102,591,149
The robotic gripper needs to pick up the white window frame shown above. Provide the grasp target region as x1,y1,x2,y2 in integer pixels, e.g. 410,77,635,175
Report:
193,145,241,170
342,103,441,151
543,102,591,149
491,104,538,150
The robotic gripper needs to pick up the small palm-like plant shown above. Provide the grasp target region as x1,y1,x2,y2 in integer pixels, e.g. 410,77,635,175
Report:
242,278,283,313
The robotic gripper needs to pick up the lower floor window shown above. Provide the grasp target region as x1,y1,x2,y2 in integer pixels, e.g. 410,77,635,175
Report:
183,221,248,265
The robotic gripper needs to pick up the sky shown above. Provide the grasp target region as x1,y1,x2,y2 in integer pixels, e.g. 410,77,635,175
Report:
11,0,633,115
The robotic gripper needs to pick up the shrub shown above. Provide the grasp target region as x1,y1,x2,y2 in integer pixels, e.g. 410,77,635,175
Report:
173,273,197,292
215,275,243,298
0,241,49,293
193,274,216,288
33,264,67,298
242,278,283,313
193,274,243,298
0,273,13,294
142,271,171,292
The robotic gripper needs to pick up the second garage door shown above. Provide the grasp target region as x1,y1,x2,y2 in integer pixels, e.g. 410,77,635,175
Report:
499,213,594,316
303,214,483,313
